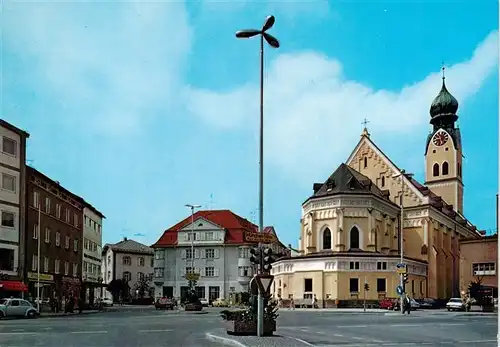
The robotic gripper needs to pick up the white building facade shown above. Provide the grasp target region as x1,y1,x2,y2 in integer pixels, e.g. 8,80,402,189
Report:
82,205,105,301
0,120,29,281
101,238,154,300
152,210,289,302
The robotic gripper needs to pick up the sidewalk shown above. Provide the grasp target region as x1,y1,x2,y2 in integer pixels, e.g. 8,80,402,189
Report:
40,310,101,318
205,328,312,347
283,307,388,313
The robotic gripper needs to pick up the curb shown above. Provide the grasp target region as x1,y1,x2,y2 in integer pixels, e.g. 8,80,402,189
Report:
205,332,248,347
40,311,101,318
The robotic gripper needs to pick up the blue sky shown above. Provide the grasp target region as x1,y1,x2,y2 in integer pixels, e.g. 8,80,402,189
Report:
3,1,498,247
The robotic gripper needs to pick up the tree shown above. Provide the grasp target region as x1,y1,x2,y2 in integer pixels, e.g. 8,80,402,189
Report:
134,275,153,299
106,279,130,302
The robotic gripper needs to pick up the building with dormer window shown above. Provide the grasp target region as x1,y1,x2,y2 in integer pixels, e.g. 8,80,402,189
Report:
152,209,288,302
271,75,483,307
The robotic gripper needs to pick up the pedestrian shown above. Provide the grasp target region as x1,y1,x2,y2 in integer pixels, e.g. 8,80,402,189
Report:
289,297,295,310
312,294,317,309
402,294,411,315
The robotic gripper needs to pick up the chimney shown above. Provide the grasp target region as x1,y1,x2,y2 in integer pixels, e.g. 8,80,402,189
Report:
123,237,128,241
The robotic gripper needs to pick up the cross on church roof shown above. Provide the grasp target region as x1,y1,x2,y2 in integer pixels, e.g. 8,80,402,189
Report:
362,118,369,128
361,118,370,137
441,61,446,81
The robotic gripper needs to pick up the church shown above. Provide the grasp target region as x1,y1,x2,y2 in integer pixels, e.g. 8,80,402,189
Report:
270,72,481,308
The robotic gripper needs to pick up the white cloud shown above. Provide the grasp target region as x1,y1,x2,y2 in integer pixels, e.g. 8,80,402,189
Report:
3,1,192,135
184,31,498,179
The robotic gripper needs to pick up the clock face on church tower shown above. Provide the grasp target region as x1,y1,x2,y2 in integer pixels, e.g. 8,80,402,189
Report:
432,130,449,147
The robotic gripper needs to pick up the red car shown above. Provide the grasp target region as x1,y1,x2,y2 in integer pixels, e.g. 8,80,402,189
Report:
155,297,175,310
379,298,397,310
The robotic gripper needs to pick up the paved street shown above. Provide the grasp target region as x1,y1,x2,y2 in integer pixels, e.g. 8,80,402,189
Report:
0,307,496,347
275,310,498,346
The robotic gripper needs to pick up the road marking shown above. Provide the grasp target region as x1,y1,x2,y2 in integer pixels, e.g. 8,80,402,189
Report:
389,324,418,327
338,325,367,328
70,331,107,334
315,331,325,334
12,329,25,332
440,323,464,326
138,329,173,333
0,332,38,335
334,334,343,337
351,336,365,340
282,335,315,347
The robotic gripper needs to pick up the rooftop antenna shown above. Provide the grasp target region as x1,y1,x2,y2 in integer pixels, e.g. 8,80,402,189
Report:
209,193,215,210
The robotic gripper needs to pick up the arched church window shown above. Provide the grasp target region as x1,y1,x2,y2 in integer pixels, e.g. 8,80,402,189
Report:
432,163,440,177
381,176,385,187
363,157,367,168
442,161,449,175
322,228,331,250
349,226,360,249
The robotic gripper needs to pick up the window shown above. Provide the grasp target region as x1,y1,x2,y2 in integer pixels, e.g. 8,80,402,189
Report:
411,280,415,294
205,232,214,240
45,228,51,243
44,257,49,272
188,232,196,241
239,248,249,258
137,272,144,281
45,197,51,214
442,161,449,175
363,157,367,168
185,267,193,274
239,266,251,277
186,249,194,259
349,261,360,270
205,249,215,259
73,264,78,277
138,257,145,266
381,176,385,187
122,271,130,281
65,209,70,223
55,259,60,274
376,278,386,292
377,262,387,270
322,228,331,250
2,137,16,156
420,280,424,295
1,211,14,228
1,174,15,192
65,236,69,249
56,204,61,218
433,163,439,177
73,213,78,227
33,191,39,207
64,262,69,275
123,256,131,265
54,231,60,246
33,224,39,239
32,254,38,271
195,286,206,299
472,263,496,276
349,278,359,293
304,278,313,292
154,268,164,278
155,249,164,260
349,226,360,249
205,267,215,277
73,239,78,252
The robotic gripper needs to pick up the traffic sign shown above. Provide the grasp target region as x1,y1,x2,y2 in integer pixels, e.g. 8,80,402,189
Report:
396,263,407,274
249,276,259,295
396,285,404,296
255,274,274,294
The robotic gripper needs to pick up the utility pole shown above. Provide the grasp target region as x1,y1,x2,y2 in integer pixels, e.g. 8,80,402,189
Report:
37,201,41,312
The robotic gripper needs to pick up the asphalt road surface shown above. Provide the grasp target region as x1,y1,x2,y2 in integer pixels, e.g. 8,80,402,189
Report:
275,310,498,346
0,308,223,347
0,307,496,347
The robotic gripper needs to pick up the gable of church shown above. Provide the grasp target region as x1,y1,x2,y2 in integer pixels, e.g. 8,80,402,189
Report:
346,136,426,207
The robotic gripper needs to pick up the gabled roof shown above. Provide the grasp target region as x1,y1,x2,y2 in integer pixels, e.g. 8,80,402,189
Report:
103,238,153,255
304,163,395,206
153,209,258,247
346,133,479,236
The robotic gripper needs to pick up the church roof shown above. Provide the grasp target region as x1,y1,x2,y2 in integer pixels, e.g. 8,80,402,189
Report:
307,163,392,203
430,78,459,118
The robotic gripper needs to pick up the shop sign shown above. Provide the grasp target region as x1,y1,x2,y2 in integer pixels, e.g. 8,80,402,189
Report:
62,277,81,285
27,272,54,282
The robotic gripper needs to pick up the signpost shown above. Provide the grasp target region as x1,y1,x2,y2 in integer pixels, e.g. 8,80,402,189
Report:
396,263,407,275
255,274,274,295
396,285,404,296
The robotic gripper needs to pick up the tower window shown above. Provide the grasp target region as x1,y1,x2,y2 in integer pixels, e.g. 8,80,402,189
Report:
445,147,449,151
458,163,462,177
322,228,331,250
349,226,360,249
381,176,385,187
432,163,440,177
442,161,449,175
432,150,436,153
363,157,367,168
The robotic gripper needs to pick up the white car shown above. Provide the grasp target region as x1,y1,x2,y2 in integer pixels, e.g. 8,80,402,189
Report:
446,298,465,311
199,298,209,307
102,298,113,307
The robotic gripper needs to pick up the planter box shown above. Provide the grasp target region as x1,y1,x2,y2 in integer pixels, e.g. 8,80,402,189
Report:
184,303,202,311
226,319,276,336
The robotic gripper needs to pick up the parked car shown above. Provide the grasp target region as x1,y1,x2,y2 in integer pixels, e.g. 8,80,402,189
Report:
379,298,396,310
409,298,420,309
0,298,39,319
102,298,113,307
199,298,209,307
155,297,175,310
212,298,228,307
446,298,465,311
416,298,439,309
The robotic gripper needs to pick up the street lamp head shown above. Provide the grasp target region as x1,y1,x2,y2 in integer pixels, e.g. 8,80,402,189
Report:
392,169,406,178
263,32,280,48
236,29,261,39
262,15,275,32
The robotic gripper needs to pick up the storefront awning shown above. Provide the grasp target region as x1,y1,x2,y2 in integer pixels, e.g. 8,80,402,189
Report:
0,281,28,292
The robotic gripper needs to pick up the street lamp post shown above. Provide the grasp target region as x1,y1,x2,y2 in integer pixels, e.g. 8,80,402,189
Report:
185,204,201,289
236,15,280,337
37,201,41,312
392,170,405,314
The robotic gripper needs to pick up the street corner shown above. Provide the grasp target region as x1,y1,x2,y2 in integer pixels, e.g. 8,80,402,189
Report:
205,332,249,347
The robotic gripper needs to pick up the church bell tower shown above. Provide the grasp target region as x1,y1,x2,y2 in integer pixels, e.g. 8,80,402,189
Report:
424,67,464,213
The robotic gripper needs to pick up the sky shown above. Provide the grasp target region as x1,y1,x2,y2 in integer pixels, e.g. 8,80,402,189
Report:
2,0,498,247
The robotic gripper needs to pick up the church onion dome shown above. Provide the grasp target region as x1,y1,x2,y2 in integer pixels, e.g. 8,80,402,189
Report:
429,78,459,118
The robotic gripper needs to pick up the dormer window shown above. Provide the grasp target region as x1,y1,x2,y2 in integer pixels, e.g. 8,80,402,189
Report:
326,180,334,192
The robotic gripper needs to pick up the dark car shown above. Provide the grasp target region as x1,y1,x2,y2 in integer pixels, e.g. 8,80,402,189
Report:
416,298,439,309
155,297,175,310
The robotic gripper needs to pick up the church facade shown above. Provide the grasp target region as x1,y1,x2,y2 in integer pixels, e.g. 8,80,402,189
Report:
271,74,481,307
